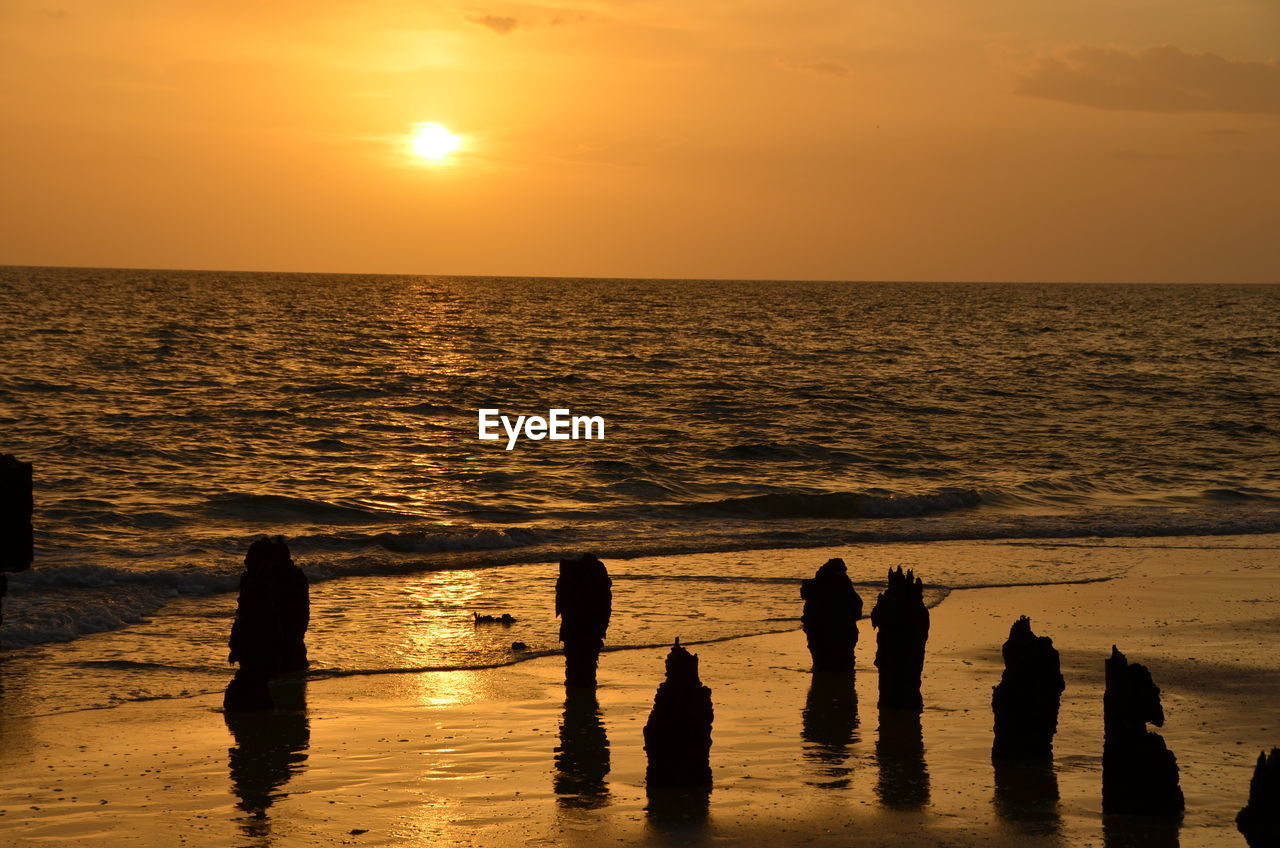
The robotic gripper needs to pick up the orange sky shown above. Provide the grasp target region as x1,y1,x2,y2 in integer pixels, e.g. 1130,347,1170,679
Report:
1,0,1278,282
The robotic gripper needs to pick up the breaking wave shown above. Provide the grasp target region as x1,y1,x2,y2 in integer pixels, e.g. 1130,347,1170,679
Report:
682,488,985,519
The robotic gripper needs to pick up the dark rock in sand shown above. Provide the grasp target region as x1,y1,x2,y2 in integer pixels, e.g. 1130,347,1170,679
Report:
1237,748,1280,848
225,537,311,712
1102,646,1184,816
555,553,612,687
644,639,714,788
801,557,863,673
511,641,529,651
870,567,930,712
992,616,1065,760
1,454,34,637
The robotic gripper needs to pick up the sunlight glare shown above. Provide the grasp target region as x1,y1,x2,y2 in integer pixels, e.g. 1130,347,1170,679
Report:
409,123,461,162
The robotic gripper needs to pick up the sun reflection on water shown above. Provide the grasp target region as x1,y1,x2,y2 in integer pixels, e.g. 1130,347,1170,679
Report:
410,668,483,709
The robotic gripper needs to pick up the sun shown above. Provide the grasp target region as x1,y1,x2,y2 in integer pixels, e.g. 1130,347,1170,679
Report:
409,123,461,161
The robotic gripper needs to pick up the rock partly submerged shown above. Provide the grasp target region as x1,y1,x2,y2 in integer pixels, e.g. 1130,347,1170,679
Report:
555,553,612,688
224,537,311,712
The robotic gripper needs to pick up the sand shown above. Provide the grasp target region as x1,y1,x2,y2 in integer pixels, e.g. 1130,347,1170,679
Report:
2,536,1277,847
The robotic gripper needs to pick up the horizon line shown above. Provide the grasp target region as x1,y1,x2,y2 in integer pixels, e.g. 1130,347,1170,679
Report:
1,262,1276,286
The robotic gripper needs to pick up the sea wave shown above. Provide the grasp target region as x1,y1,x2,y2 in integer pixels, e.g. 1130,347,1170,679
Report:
368,527,547,553
0,584,179,648
682,487,984,519
204,492,423,524
3,501,1278,651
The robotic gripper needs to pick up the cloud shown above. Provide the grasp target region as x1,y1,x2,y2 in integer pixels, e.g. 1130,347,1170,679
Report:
549,11,588,26
467,14,520,34
1017,45,1280,116
782,59,849,77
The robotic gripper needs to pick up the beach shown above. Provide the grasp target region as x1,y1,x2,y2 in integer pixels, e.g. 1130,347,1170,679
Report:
2,535,1275,847
4,0,1279,841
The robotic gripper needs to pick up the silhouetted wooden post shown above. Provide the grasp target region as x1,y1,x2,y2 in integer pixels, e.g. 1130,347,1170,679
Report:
1102,646,1184,816
224,537,309,711
1237,748,1279,847
870,567,930,711
271,540,310,674
644,639,713,787
801,557,863,673
0,454,34,637
226,539,280,711
992,616,1065,759
555,553,612,687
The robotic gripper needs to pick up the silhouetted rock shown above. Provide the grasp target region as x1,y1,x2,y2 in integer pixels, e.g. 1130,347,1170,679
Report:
474,612,516,624
1237,748,1280,848
225,537,310,711
801,558,863,673
225,556,278,712
992,616,1065,760
802,671,859,788
0,454,34,636
555,553,612,687
876,708,930,810
269,541,310,675
644,639,714,788
554,689,610,808
870,567,930,711
0,455,33,574
1102,646,1184,816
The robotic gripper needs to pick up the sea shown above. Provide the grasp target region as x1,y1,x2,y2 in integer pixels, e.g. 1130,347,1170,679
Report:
1,266,1277,717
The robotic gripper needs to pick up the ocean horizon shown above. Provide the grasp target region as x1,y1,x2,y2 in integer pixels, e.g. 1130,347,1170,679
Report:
2,265,1277,717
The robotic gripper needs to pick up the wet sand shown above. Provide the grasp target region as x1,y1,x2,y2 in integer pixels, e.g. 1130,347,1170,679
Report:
1,537,1277,847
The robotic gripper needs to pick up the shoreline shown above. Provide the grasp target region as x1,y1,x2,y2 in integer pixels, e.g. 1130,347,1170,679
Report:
2,535,1277,846
5,528,1276,653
